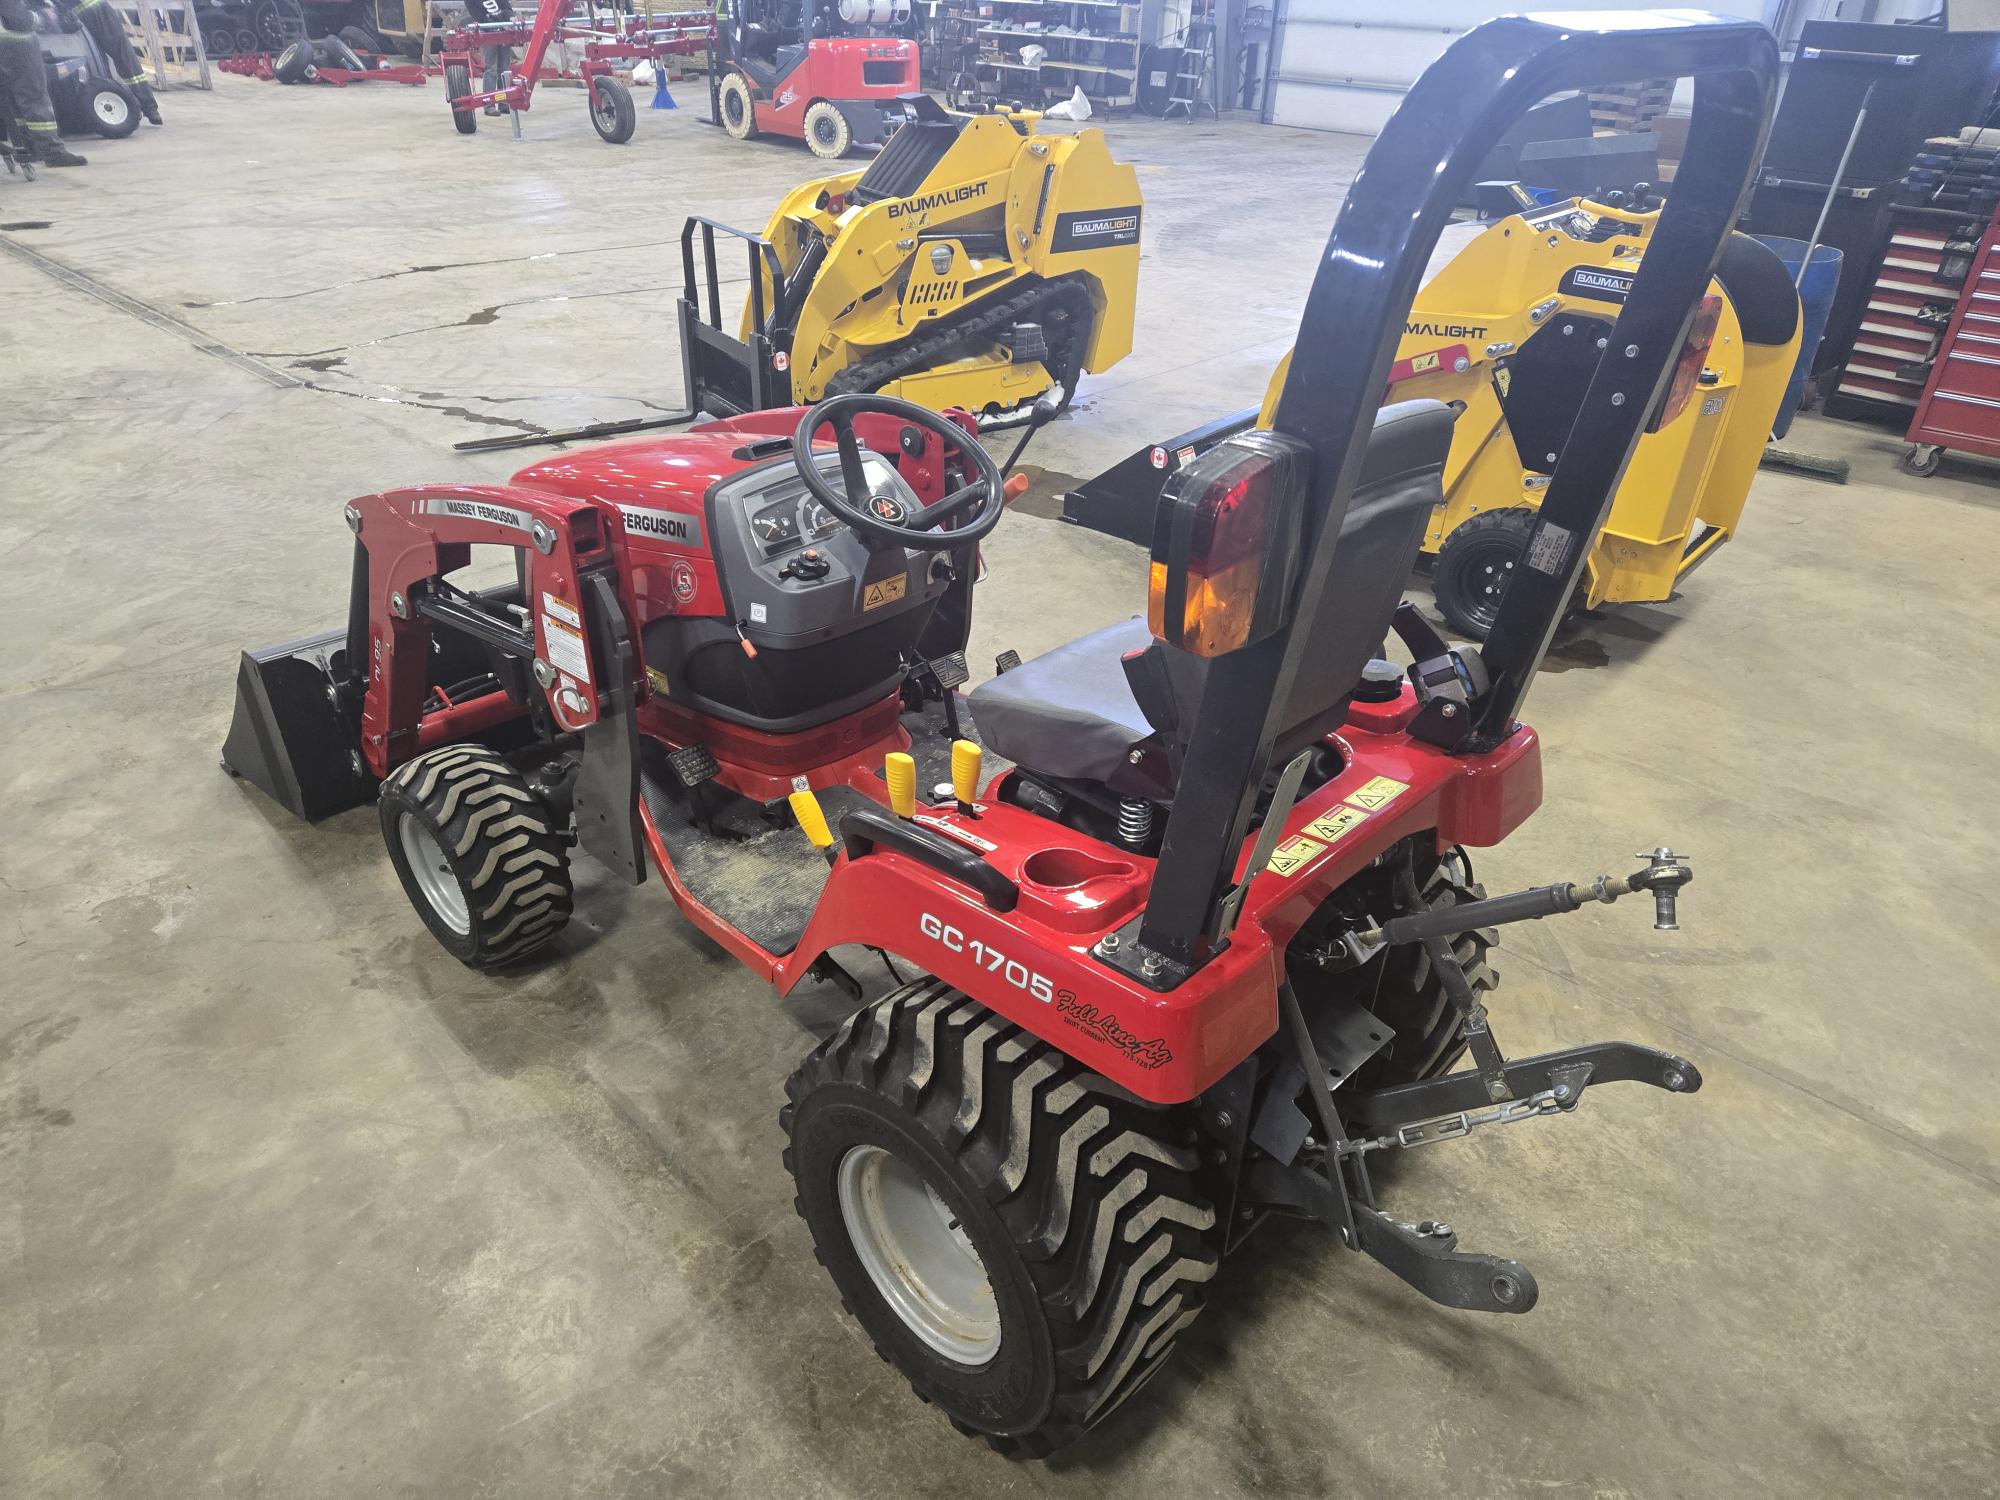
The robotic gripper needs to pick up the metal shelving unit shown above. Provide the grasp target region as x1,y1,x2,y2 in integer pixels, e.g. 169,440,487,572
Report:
972,0,1138,109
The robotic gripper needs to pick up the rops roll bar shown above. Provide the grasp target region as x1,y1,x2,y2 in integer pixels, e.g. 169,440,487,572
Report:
1136,10,1780,972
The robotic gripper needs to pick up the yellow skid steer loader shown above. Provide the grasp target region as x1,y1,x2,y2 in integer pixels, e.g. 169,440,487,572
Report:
678,94,1143,425
1062,193,1801,635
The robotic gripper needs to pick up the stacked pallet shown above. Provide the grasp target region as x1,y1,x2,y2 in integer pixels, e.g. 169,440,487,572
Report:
1588,79,1672,132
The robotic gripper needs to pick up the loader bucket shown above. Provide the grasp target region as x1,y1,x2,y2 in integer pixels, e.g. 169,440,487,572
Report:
220,627,375,821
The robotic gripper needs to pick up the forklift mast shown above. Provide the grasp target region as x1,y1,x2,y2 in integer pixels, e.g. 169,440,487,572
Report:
1132,11,1780,972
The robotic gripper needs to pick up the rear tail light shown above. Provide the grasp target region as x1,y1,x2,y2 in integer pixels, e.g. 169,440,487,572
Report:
1147,432,1311,657
1651,293,1722,431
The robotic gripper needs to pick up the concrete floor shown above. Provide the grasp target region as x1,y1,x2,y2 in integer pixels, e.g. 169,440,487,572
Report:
3,76,1999,1500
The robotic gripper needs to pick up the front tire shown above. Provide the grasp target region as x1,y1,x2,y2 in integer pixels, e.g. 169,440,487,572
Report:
273,36,316,83
802,99,852,159
588,74,635,144
717,70,756,139
784,980,1218,1456
377,745,572,968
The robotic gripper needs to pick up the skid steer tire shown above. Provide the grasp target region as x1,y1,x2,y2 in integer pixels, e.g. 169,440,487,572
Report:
1432,506,1538,639
377,745,572,968
717,71,756,139
783,979,1219,1458
1352,851,1495,1090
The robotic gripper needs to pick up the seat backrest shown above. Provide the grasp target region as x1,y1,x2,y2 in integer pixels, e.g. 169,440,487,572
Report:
1125,399,1452,766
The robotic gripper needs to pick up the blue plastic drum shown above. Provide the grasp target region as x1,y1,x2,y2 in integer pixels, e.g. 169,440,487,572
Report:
1751,234,1842,439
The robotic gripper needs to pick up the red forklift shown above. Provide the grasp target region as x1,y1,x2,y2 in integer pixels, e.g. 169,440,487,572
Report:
223,11,1771,1456
709,0,920,158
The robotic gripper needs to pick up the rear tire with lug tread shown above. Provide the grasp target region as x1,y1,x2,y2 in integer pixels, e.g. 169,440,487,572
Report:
802,98,851,159
1432,506,1538,639
783,978,1219,1457
377,744,571,968
718,71,756,139
1353,851,1496,1089
445,63,477,133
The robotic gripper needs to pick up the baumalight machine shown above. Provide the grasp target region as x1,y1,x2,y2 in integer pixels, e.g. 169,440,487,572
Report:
1062,180,1800,636
460,95,1144,456
224,9,1769,1458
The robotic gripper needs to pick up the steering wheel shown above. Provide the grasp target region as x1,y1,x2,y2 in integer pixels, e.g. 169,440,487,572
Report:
792,393,1006,552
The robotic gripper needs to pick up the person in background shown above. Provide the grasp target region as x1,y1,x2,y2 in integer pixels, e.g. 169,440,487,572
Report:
57,0,160,124
467,0,512,116
0,0,87,165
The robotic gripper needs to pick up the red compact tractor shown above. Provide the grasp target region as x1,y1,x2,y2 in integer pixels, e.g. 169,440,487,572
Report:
709,0,920,158
224,13,1771,1455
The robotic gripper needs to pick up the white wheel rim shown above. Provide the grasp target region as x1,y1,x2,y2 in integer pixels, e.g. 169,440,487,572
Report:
837,1144,999,1364
93,93,130,127
399,812,469,935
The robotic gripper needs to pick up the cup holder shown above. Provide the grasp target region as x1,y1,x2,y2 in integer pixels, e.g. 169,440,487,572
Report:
1022,847,1134,891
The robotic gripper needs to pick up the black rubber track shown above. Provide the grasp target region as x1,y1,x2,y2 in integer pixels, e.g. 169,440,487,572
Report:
377,745,572,968
782,979,1220,1457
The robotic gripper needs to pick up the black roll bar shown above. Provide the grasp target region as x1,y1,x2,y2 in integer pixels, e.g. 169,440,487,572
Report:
1135,10,1779,973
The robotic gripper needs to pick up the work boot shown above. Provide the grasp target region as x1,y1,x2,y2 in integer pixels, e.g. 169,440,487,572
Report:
32,136,87,167
135,81,162,125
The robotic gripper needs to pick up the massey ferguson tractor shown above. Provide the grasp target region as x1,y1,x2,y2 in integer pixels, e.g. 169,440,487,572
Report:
223,13,1766,1455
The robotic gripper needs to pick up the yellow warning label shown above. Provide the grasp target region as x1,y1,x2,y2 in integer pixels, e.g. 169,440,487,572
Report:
1266,835,1324,876
1344,775,1409,812
863,574,909,612
1494,366,1513,398
1303,806,1369,843
645,666,670,696
1411,351,1441,374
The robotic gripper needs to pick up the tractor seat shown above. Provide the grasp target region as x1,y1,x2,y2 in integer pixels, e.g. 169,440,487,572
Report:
970,616,1159,792
971,400,1455,801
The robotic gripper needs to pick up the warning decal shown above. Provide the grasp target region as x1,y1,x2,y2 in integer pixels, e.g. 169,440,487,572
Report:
1266,835,1324,876
542,619,592,683
1344,775,1408,812
863,574,909,611
1303,806,1369,843
541,592,581,629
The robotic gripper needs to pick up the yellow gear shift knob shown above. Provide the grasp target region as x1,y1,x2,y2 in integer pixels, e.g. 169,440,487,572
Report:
788,789,834,850
951,739,982,810
885,752,917,818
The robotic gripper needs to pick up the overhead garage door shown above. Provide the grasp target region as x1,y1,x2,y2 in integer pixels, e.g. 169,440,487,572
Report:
1264,0,1770,136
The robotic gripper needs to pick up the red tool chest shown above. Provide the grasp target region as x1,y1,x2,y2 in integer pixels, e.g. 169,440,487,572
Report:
1901,205,2000,475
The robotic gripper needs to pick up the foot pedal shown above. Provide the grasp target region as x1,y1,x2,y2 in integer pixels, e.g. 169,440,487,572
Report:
926,651,969,690
994,649,1022,675
667,743,719,788
1008,322,1049,364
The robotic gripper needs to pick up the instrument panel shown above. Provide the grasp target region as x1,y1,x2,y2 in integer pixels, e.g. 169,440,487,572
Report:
750,494,841,556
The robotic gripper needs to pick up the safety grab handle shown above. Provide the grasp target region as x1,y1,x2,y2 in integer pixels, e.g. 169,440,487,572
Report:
840,807,1020,912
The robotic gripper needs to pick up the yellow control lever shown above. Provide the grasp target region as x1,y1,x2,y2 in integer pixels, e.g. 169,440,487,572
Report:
951,739,982,813
885,752,916,818
788,788,834,850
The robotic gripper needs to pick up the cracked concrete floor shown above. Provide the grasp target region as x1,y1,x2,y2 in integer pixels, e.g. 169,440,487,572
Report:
4,74,2000,1500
